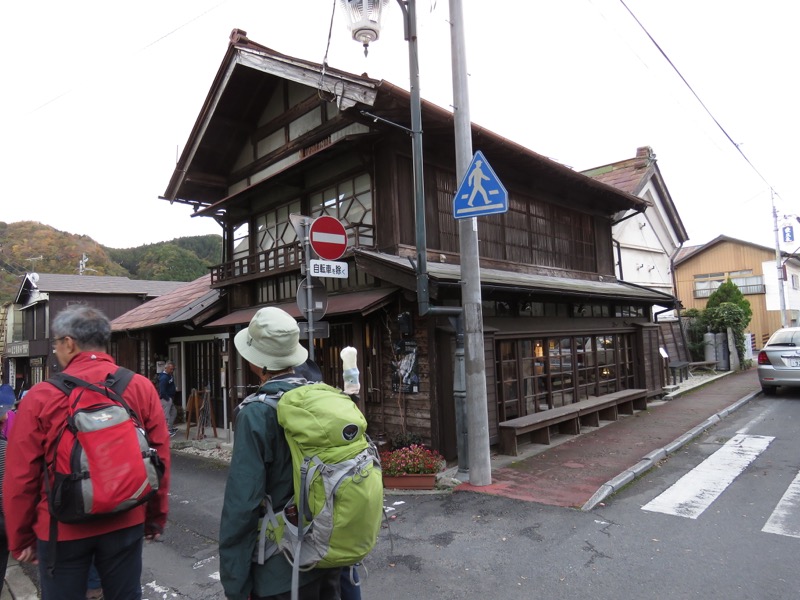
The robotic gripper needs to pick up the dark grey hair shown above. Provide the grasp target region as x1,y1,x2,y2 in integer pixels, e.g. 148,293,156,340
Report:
51,304,111,350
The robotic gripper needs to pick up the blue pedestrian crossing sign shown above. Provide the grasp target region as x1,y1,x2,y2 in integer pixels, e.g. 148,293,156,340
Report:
453,151,508,219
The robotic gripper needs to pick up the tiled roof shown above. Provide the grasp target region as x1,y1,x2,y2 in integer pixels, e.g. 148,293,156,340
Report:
673,245,702,263
32,273,186,297
673,235,776,266
111,275,220,331
581,146,655,196
206,287,397,327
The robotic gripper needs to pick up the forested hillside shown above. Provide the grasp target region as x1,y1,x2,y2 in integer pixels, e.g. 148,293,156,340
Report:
0,221,222,303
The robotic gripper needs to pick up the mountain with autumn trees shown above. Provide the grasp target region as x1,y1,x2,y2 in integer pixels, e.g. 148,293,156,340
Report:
0,221,222,303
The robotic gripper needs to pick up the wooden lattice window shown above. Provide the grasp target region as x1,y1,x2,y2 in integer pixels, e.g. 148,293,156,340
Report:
434,169,459,253
310,173,373,247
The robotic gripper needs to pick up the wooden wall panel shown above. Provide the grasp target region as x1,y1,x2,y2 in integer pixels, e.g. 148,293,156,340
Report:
674,240,778,350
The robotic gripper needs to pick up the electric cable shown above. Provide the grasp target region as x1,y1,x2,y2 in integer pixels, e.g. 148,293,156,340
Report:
619,0,780,200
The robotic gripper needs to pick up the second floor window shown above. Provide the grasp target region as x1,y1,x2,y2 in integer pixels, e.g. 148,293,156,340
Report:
310,173,373,247
693,271,764,297
255,199,302,267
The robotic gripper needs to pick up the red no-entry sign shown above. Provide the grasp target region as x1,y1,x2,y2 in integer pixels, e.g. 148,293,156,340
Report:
309,216,348,260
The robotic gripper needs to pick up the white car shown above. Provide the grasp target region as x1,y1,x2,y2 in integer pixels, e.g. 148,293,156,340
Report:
757,327,800,395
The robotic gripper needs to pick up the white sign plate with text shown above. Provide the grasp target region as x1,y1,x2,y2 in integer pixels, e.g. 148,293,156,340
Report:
310,259,349,279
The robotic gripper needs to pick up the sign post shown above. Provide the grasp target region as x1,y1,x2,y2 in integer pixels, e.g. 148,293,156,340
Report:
309,216,348,260
292,214,349,359
453,150,508,220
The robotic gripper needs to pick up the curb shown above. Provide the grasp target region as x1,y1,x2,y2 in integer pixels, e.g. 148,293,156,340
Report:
581,388,762,511
3,559,39,600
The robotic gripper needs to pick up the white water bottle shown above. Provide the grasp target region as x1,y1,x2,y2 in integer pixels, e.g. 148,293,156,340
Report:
341,347,360,396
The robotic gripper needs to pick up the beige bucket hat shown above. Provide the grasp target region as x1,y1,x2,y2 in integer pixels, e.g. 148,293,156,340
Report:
234,307,308,371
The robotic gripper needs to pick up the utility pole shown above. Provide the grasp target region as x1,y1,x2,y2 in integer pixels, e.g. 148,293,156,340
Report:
772,191,787,328
449,0,492,486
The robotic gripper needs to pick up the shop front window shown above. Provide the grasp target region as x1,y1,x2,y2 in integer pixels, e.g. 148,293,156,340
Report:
496,333,636,420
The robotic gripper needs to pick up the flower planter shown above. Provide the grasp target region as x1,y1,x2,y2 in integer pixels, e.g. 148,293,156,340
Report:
383,473,437,490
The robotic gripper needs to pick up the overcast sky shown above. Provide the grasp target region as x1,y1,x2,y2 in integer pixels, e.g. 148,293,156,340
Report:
2,0,798,258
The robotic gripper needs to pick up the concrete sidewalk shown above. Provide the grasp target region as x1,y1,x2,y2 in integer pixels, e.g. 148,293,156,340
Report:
455,368,761,509
2,558,38,600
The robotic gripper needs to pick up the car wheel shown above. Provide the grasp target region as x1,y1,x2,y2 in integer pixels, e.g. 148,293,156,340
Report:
761,385,777,396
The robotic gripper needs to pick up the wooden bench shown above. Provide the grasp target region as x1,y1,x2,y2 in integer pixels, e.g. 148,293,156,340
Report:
667,361,690,385
688,361,717,375
498,388,648,456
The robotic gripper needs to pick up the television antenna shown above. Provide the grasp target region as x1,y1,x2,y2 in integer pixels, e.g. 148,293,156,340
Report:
78,253,97,275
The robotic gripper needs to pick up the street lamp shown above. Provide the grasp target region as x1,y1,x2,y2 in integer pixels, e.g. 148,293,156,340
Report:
339,0,492,486
340,0,390,56
340,0,431,316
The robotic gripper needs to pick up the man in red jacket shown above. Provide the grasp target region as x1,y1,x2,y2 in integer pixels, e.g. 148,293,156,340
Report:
3,304,171,599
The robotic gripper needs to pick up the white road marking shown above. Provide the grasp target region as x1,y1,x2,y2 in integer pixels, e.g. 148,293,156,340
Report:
642,433,774,519
736,401,782,435
193,556,216,569
762,470,800,538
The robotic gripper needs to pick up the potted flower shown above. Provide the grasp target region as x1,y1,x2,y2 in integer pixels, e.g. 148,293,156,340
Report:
380,444,445,490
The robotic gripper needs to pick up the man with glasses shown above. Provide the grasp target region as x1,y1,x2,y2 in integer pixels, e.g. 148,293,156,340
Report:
3,304,171,600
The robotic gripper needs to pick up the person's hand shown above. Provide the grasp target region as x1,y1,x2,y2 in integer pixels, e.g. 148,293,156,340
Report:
14,545,37,563
145,532,162,542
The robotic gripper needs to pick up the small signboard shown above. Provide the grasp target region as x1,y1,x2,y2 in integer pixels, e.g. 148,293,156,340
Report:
299,321,330,339
310,259,349,279
783,225,794,244
453,150,508,219
296,277,328,321
309,216,348,260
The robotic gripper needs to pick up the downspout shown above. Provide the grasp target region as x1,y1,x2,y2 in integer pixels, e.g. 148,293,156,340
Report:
613,237,623,280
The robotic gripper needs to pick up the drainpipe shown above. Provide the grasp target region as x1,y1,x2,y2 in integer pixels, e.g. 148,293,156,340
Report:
613,238,623,280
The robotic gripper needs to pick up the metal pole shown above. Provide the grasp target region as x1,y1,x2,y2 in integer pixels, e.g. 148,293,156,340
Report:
450,314,468,479
303,219,316,361
772,191,787,328
449,0,491,486
400,0,468,477
397,0,430,317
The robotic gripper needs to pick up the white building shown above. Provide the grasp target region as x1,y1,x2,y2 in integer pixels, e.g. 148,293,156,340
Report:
584,146,689,320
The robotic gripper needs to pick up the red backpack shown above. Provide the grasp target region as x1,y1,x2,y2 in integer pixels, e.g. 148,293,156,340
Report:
45,368,164,525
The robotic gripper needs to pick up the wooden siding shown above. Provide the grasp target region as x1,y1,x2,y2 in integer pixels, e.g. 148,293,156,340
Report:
658,320,690,362
674,240,779,349
637,324,665,395
366,304,434,446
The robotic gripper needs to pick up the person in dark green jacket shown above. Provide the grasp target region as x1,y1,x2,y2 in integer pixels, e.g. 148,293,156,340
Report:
219,307,341,600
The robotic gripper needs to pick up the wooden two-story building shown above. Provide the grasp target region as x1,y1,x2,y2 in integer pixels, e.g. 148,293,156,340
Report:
161,30,677,458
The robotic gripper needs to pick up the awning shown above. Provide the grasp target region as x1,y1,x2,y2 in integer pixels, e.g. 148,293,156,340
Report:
355,249,679,306
206,287,398,328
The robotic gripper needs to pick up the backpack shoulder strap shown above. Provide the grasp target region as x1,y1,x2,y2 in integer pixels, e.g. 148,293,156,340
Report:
46,367,138,414
46,372,80,397
106,367,135,397
240,390,282,411
47,367,134,394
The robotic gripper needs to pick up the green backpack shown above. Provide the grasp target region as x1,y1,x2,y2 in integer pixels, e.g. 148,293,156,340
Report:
251,383,383,594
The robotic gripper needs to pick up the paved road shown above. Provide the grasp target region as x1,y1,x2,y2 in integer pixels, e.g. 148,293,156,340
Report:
3,369,770,598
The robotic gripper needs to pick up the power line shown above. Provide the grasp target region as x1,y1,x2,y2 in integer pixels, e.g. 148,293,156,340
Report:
618,0,780,200
28,0,232,116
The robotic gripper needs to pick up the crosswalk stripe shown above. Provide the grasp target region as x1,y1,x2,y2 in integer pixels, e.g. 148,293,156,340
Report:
642,433,774,519
762,470,800,538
